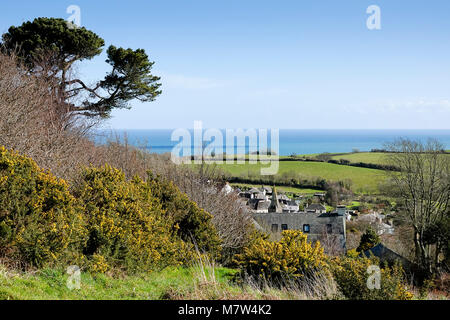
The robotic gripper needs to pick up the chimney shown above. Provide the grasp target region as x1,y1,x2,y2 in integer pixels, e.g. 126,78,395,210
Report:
337,205,346,216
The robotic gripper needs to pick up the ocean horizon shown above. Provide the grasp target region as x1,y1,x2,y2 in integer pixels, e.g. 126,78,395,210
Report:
95,129,450,156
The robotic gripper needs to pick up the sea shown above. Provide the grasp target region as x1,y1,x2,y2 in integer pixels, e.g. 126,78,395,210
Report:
94,129,450,156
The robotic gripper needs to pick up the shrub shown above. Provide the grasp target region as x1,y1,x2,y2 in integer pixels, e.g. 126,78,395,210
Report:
0,146,85,268
233,230,328,285
146,173,221,257
74,165,190,273
331,256,413,300
357,226,380,252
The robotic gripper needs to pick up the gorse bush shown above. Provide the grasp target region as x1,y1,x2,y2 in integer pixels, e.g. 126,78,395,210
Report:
0,146,85,268
331,256,413,300
0,147,222,273
74,165,190,273
146,173,221,257
233,230,328,285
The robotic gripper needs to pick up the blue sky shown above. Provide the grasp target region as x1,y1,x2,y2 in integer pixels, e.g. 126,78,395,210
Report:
1,0,450,129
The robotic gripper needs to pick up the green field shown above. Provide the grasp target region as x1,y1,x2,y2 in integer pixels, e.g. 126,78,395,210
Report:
215,161,386,194
196,152,450,194
330,152,450,166
330,152,390,165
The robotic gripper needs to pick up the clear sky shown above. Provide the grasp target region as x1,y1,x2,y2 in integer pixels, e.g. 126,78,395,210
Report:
1,0,450,129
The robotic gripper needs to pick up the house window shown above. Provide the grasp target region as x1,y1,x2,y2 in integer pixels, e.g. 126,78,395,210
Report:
281,224,288,231
327,224,332,234
271,224,278,233
303,224,310,233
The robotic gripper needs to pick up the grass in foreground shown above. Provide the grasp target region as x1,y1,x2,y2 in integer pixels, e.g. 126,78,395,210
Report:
0,265,234,300
0,264,330,300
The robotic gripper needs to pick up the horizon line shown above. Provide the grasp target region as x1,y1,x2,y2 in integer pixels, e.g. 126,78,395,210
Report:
96,128,450,131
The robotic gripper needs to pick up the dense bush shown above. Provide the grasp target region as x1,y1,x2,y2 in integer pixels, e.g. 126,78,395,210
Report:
0,145,222,273
233,230,328,285
357,226,381,252
0,146,85,268
73,165,192,273
331,256,413,300
146,173,221,256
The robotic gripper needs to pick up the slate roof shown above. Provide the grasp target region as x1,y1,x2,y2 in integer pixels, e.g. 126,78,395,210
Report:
306,203,327,211
260,186,272,194
360,243,412,268
256,201,270,211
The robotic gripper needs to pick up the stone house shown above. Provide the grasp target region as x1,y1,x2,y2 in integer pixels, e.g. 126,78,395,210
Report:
282,200,300,213
306,203,327,214
253,211,347,252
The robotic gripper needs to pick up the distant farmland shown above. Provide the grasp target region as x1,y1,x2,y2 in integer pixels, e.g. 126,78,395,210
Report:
207,160,386,194
330,152,389,165
193,152,450,194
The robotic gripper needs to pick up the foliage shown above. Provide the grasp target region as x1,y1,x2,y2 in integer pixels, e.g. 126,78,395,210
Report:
233,230,328,285
2,17,103,68
146,173,221,257
357,226,381,252
346,248,360,259
0,146,85,267
74,165,189,273
2,17,161,118
331,256,413,300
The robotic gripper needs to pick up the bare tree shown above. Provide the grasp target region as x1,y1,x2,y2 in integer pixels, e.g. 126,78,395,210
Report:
385,138,450,276
0,52,102,180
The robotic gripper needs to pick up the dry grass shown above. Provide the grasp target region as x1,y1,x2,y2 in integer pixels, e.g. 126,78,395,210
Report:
160,251,341,300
